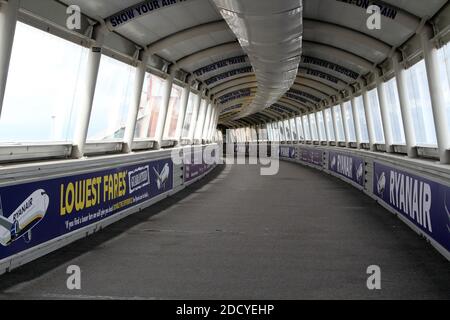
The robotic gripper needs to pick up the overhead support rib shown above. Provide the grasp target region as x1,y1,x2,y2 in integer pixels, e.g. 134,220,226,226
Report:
211,75,256,94
303,41,375,73
176,42,242,70
146,20,229,55
303,19,393,64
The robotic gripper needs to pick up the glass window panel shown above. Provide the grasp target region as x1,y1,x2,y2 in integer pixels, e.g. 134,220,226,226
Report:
296,116,304,140
316,111,327,141
249,127,255,142
333,105,346,141
0,22,87,142
267,123,272,141
182,92,196,138
275,123,279,141
164,84,183,138
88,55,135,141
384,78,406,144
274,122,279,141
324,108,335,141
278,121,285,141
437,43,450,148
354,95,369,142
252,127,258,141
290,118,298,140
309,114,318,140
342,101,356,142
405,60,437,146
367,88,385,143
302,115,311,140
135,73,167,139
284,120,291,141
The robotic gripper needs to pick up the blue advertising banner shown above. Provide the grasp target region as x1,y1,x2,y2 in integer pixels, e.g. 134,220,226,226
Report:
373,162,450,253
184,149,216,183
279,146,297,160
328,151,365,186
0,158,173,260
299,147,323,167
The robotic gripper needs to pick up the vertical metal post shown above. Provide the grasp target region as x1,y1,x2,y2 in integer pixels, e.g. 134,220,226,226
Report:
321,109,330,146
350,95,362,149
72,25,109,158
362,88,376,151
202,101,213,142
376,74,394,153
154,66,176,149
188,91,202,142
194,97,208,143
420,30,450,164
288,115,295,142
123,50,148,153
306,114,313,143
205,105,215,142
313,111,322,143
293,114,300,143
209,106,219,141
330,105,339,145
393,54,417,158
175,77,192,142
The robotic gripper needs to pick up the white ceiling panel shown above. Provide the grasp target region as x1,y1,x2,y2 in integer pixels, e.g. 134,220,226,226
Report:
157,29,235,62
184,50,246,73
384,0,447,18
115,0,221,46
304,0,414,47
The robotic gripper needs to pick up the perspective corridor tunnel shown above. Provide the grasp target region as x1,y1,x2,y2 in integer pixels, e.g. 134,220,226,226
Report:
0,0,450,303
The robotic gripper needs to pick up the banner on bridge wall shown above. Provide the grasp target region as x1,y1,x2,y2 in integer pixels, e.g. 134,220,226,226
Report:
328,151,365,187
0,158,174,261
299,147,323,167
279,146,297,160
373,162,450,253
184,148,216,183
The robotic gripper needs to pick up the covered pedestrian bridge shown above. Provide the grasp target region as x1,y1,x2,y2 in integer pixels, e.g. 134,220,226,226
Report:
0,0,449,299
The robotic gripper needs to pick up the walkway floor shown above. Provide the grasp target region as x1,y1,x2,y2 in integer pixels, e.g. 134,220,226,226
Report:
1,160,449,299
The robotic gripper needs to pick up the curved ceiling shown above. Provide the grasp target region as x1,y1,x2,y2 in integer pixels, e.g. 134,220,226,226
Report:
58,0,449,127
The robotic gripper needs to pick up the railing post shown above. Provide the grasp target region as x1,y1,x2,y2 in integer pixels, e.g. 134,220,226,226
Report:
339,101,350,147
188,90,202,143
